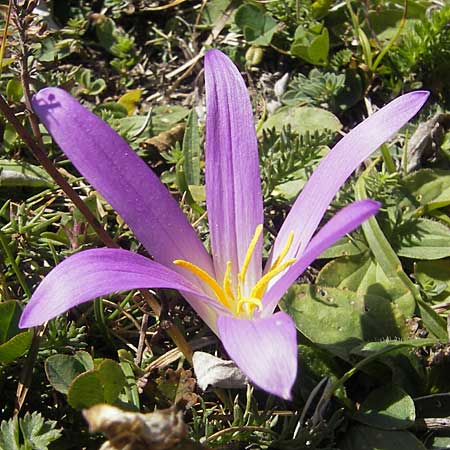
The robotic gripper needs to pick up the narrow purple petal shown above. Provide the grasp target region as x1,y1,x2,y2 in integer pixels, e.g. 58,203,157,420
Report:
19,248,219,329
269,91,429,266
205,50,264,292
32,88,213,277
261,200,381,315
217,311,297,400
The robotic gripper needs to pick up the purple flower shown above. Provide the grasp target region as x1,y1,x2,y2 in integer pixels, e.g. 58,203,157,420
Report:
19,50,428,399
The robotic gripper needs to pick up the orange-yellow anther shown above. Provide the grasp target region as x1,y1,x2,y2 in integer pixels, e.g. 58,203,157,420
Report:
239,224,263,285
173,260,231,309
250,258,296,300
271,231,295,270
174,225,296,319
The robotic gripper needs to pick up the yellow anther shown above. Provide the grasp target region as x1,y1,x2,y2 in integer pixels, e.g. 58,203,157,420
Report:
223,261,235,305
271,231,295,270
174,227,296,320
238,224,263,285
237,297,263,314
250,258,296,301
173,260,231,309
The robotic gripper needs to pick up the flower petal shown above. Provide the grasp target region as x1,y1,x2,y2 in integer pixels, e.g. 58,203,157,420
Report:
204,50,264,291
261,200,381,315
269,91,429,265
19,248,219,329
32,88,213,276
217,311,297,400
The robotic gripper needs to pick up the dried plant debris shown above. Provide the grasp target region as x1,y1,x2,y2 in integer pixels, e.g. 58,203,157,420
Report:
83,404,188,450
192,351,247,391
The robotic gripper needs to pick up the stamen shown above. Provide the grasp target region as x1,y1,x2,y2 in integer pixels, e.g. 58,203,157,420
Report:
237,297,263,314
173,260,231,309
238,224,263,285
250,258,296,300
223,261,235,305
271,231,295,270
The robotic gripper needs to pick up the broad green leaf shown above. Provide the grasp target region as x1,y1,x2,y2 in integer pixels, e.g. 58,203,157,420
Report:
96,359,126,403
311,0,334,19
0,301,22,343
355,166,417,317
67,359,125,409
0,331,33,364
235,4,279,46
182,109,201,185
317,253,412,325
318,235,367,259
395,218,450,260
402,169,450,213
118,89,142,116
67,371,104,409
339,424,427,450
95,17,116,53
151,105,189,134
427,436,450,449
354,385,415,430
94,101,129,119
0,159,54,188
201,0,233,26
263,106,341,135
45,351,94,394
280,284,403,360
415,260,450,301
6,78,23,102
355,172,447,339
290,23,329,65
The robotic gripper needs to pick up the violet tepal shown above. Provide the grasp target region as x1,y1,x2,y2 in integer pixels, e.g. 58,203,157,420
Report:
19,49,429,400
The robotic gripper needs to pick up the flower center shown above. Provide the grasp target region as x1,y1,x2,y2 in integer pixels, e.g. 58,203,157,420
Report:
173,226,295,318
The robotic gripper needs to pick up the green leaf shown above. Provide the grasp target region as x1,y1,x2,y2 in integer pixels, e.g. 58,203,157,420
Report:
6,78,23,102
151,105,189,134
0,331,33,364
317,253,412,325
182,109,201,186
95,17,116,53
0,159,54,188
118,89,142,116
415,260,450,301
0,416,20,450
355,166,417,317
263,106,341,135
45,351,94,394
67,371,104,410
340,424,427,450
0,301,22,343
19,412,61,450
290,23,330,65
201,0,233,26
354,385,415,430
235,4,279,46
0,413,61,450
96,359,126,403
427,436,450,449
402,169,450,213
280,284,403,360
67,359,125,409
395,218,450,260
351,338,437,357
